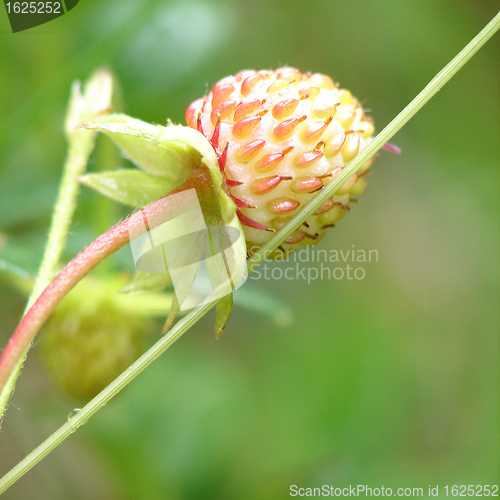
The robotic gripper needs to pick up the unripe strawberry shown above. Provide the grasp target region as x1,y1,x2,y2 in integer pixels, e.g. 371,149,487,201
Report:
39,277,157,400
186,68,376,256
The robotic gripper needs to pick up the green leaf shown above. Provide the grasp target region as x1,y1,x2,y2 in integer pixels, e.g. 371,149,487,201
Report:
80,170,178,208
215,293,233,339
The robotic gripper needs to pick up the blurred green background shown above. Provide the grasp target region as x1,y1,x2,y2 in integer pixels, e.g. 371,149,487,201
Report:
0,0,499,498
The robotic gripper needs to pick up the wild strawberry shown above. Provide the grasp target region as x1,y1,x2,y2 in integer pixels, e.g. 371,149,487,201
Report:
185,67,377,256
39,276,161,400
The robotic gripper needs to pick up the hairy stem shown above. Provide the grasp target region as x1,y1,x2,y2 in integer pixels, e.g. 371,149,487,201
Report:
0,70,115,420
0,90,98,421
29,134,97,304
0,11,499,494
0,190,194,392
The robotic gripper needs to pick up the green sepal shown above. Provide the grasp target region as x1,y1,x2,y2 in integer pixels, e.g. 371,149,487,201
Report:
82,115,195,184
82,115,249,336
80,170,177,208
215,293,233,339
112,290,176,319
162,294,181,334
65,69,116,139
120,271,172,293
154,125,238,238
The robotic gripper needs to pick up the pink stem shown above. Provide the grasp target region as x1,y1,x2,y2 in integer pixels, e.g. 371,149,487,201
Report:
0,192,192,391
